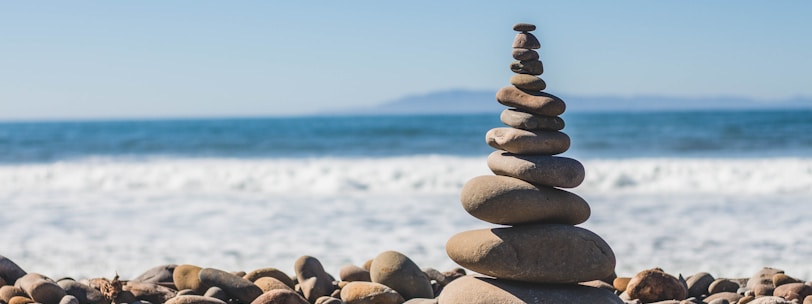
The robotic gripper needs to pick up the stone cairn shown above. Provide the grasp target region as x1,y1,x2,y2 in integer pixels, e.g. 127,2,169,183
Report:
439,23,622,303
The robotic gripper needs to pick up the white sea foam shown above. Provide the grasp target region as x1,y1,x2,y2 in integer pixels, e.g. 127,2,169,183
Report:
1,156,811,280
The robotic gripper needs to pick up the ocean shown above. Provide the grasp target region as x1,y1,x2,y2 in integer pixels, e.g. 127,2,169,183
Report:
1,109,811,280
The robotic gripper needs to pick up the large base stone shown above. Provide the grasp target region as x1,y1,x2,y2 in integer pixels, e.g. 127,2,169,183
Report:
438,276,622,304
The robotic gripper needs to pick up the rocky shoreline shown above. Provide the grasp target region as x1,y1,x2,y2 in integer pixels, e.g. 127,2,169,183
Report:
2,254,811,304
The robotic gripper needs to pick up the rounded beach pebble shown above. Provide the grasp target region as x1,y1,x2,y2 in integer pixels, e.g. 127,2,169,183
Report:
198,267,263,304
460,175,590,225
339,264,371,282
487,151,585,188
166,295,227,304
57,280,108,304
0,286,28,303
686,272,715,298
512,48,539,61
500,108,564,131
509,60,544,75
244,267,295,288
340,281,404,304
250,289,309,304
254,276,293,292
370,251,433,300
626,268,687,303
496,86,564,116
446,224,615,284
513,32,540,49
14,273,66,304
510,74,546,91
438,276,622,304
173,264,209,293
486,127,569,155
294,256,336,303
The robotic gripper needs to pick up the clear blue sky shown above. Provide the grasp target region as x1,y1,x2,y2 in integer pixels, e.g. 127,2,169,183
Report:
1,1,810,120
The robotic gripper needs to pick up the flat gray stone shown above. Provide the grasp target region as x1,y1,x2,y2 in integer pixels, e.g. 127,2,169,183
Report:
509,60,544,75
496,86,564,116
513,23,536,32
500,108,564,131
461,175,590,225
198,268,262,304
487,150,585,188
446,224,616,284
510,74,546,91
486,127,569,155
512,48,539,61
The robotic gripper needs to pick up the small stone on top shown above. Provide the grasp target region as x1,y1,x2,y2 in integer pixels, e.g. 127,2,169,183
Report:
513,23,536,32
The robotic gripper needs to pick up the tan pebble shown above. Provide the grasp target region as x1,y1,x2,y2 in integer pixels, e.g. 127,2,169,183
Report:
485,127,569,155
315,296,342,304
487,151,585,188
738,295,756,303
446,225,615,284
496,86,564,116
370,251,433,300
165,295,227,304
250,289,309,304
747,296,793,303
509,74,546,91
244,267,295,289
340,281,404,304
199,267,263,304
8,296,35,304
708,278,740,294
14,273,66,304
254,277,293,292
773,282,812,301
747,267,784,290
703,292,742,303
438,276,622,304
173,265,209,293
339,265,371,282
804,294,812,304
361,259,373,271
614,277,631,292
294,256,336,303
460,175,590,225
0,286,28,303
754,283,775,296
773,274,803,287
626,268,687,303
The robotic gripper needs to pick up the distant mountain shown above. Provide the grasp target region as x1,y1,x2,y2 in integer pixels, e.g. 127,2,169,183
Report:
342,89,812,115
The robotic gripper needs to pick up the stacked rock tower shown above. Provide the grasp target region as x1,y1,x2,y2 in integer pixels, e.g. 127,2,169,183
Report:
439,23,622,303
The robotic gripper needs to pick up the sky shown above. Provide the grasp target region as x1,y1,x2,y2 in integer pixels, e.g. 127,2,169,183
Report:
1,1,811,120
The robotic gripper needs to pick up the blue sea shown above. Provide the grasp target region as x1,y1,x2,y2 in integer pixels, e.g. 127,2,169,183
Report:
1,109,811,280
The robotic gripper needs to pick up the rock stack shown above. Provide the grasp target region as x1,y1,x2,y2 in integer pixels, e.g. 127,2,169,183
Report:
439,23,622,304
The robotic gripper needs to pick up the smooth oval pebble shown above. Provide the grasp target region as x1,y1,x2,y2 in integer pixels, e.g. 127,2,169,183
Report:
0,286,27,303
486,127,569,155
513,23,536,32
8,296,35,304
496,86,564,116
748,296,793,304
438,276,622,304
198,268,263,304
626,268,687,303
59,295,79,304
686,272,715,298
165,295,227,304
315,296,343,304
340,281,404,304
131,264,177,287
370,251,433,300
773,273,803,287
509,60,544,75
446,224,615,284
244,268,295,289
487,151,585,188
500,108,564,131
513,32,540,49
0,255,27,286
708,278,740,294
746,267,784,289
254,277,293,292
250,289,309,304
339,265,371,282
294,256,336,303
460,175,589,225
512,48,539,61
173,265,209,293
204,286,229,302
774,283,812,301
704,292,742,303
15,273,66,304
57,280,108,304
510,74,546,91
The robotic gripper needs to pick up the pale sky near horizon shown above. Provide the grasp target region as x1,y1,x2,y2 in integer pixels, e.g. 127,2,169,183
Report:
1,1,810,120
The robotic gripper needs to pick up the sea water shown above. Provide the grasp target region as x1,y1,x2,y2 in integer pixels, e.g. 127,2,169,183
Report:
1,110,811,279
